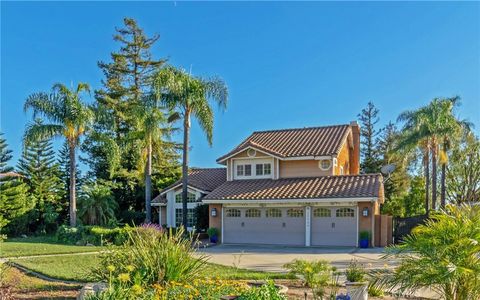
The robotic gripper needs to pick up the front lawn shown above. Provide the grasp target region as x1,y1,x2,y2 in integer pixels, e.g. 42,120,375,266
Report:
11,253,293,282
0,236,105,258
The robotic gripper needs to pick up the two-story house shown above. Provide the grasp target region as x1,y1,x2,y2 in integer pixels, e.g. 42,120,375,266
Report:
152,121,385,247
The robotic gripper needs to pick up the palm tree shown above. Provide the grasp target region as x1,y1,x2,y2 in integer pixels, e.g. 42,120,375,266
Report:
78,181,117,226
153,66,228,228
398,97,470,211
130,96,176,222
397,109,432,214
24,83,94,227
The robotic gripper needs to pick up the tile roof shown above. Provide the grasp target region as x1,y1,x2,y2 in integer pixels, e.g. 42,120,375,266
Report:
152,168,227,203
217,124,351,163
203,174,382,201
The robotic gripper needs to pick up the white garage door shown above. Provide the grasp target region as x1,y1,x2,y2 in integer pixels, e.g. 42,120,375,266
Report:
223,207,305,245
311,207,357,247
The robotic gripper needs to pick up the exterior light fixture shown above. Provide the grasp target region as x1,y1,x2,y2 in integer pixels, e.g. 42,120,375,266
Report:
211,208,217,217
362,207,369,217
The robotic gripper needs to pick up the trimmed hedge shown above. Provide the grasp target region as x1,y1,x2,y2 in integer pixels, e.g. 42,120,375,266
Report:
55,225,133,246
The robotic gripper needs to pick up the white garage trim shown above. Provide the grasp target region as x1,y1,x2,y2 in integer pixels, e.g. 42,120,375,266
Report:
305,206,311,246
203,197,377,205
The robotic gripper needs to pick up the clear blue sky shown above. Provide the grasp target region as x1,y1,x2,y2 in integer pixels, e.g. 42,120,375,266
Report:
1,1,479,171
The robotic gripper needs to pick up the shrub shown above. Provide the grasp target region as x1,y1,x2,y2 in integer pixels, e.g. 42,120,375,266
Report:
207,227,218,237
345,259,366,282
91,226,208,286
381,204,480,299
56,225,84,244
155,279,248,299
238,280,287,300
284,259,333,300
359,230,370,240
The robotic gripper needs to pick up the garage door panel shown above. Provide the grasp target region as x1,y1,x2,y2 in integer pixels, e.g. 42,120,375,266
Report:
223,207,305,245
311,207,357,247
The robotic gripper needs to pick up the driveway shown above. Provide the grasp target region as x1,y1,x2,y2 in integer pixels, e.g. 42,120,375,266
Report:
199,244,398,273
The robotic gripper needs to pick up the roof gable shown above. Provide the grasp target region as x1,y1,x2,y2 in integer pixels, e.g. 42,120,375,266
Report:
217,124,351,163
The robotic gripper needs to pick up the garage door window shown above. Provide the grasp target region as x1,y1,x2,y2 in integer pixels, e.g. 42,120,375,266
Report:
313,208,331,217
226,209,241,217
336,208,355,217
287,208,304,217
266,208,282,218
245,209,261,218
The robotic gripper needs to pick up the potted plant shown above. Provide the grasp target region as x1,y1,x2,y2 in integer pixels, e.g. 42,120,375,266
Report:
359,231,370,248
345,259,368,300
207,227,219,243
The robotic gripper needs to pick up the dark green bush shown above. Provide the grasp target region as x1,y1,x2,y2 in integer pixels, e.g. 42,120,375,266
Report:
56,225,85,244
195,204,209,232
55,225,133,245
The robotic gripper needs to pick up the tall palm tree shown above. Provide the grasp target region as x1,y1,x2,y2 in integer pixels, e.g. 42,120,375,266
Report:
130,96,176,223
153,66,228,229
24,83,94,227
397,109,432,214
398,97,470,212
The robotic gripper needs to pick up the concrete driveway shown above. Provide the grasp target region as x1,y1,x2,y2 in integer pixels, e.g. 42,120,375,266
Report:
199,244,398,272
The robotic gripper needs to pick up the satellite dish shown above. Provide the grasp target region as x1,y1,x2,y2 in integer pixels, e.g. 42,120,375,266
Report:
381,164,396,176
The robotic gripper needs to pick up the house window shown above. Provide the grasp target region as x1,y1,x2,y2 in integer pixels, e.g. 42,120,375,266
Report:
256,164,263,176
256,163,272,176
175,192,197,203
319,159,331,170
237,165,244,176
245,208,261,218
226,209,241,217
266,208,282,218
244,164,252,176
313,208,331,217
175,208,196,227
336,208,355,218
287,208,304,217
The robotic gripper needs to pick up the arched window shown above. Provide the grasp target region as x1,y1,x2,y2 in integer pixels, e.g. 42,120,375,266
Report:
226,209,241,217
313,208,331,217
266,208,282,218
336,208,355,217
245,209,261,218
287,208,304,217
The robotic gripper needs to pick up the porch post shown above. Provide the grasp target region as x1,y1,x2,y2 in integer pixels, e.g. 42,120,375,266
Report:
158,207,162,226
305,206,311,246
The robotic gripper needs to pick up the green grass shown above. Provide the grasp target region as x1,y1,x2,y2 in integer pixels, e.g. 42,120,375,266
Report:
11,253,293,282
11,253,101,282
1,236,105,258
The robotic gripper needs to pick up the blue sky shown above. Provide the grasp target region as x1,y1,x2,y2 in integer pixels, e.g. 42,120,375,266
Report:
1,1,479,171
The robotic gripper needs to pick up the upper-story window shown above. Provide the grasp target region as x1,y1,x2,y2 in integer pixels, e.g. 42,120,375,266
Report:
175,192,197,203
234,159,272,180
319,159,331,171
255,163,271,176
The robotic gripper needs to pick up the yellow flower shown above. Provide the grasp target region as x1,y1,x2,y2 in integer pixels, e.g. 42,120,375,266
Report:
107,265,115,272
126,265,135,272
118,273,130,282
384,263,389,268
131,284,144,295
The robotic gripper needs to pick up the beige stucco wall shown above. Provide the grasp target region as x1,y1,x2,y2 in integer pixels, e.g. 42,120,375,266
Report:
279,160,332,178
335,141,352,175
156,206,167,227
358,201,377,247
208,204,223,242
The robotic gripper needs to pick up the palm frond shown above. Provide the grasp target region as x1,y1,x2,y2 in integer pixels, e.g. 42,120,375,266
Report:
24,123,63,144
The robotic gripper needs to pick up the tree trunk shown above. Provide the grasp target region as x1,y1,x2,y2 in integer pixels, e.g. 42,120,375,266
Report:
424,147,430,215
441,163,446,208
69,143,77,227
145,136,152,223
432,142,438,210
181,113,190,229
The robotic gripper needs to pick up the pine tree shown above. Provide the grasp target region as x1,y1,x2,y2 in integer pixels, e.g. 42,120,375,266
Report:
82,18,180,221
16,130,63,233
358,102,382,173
0,133,30,233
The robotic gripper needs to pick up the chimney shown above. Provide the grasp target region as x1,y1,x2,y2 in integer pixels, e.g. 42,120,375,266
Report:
350,121,360,174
